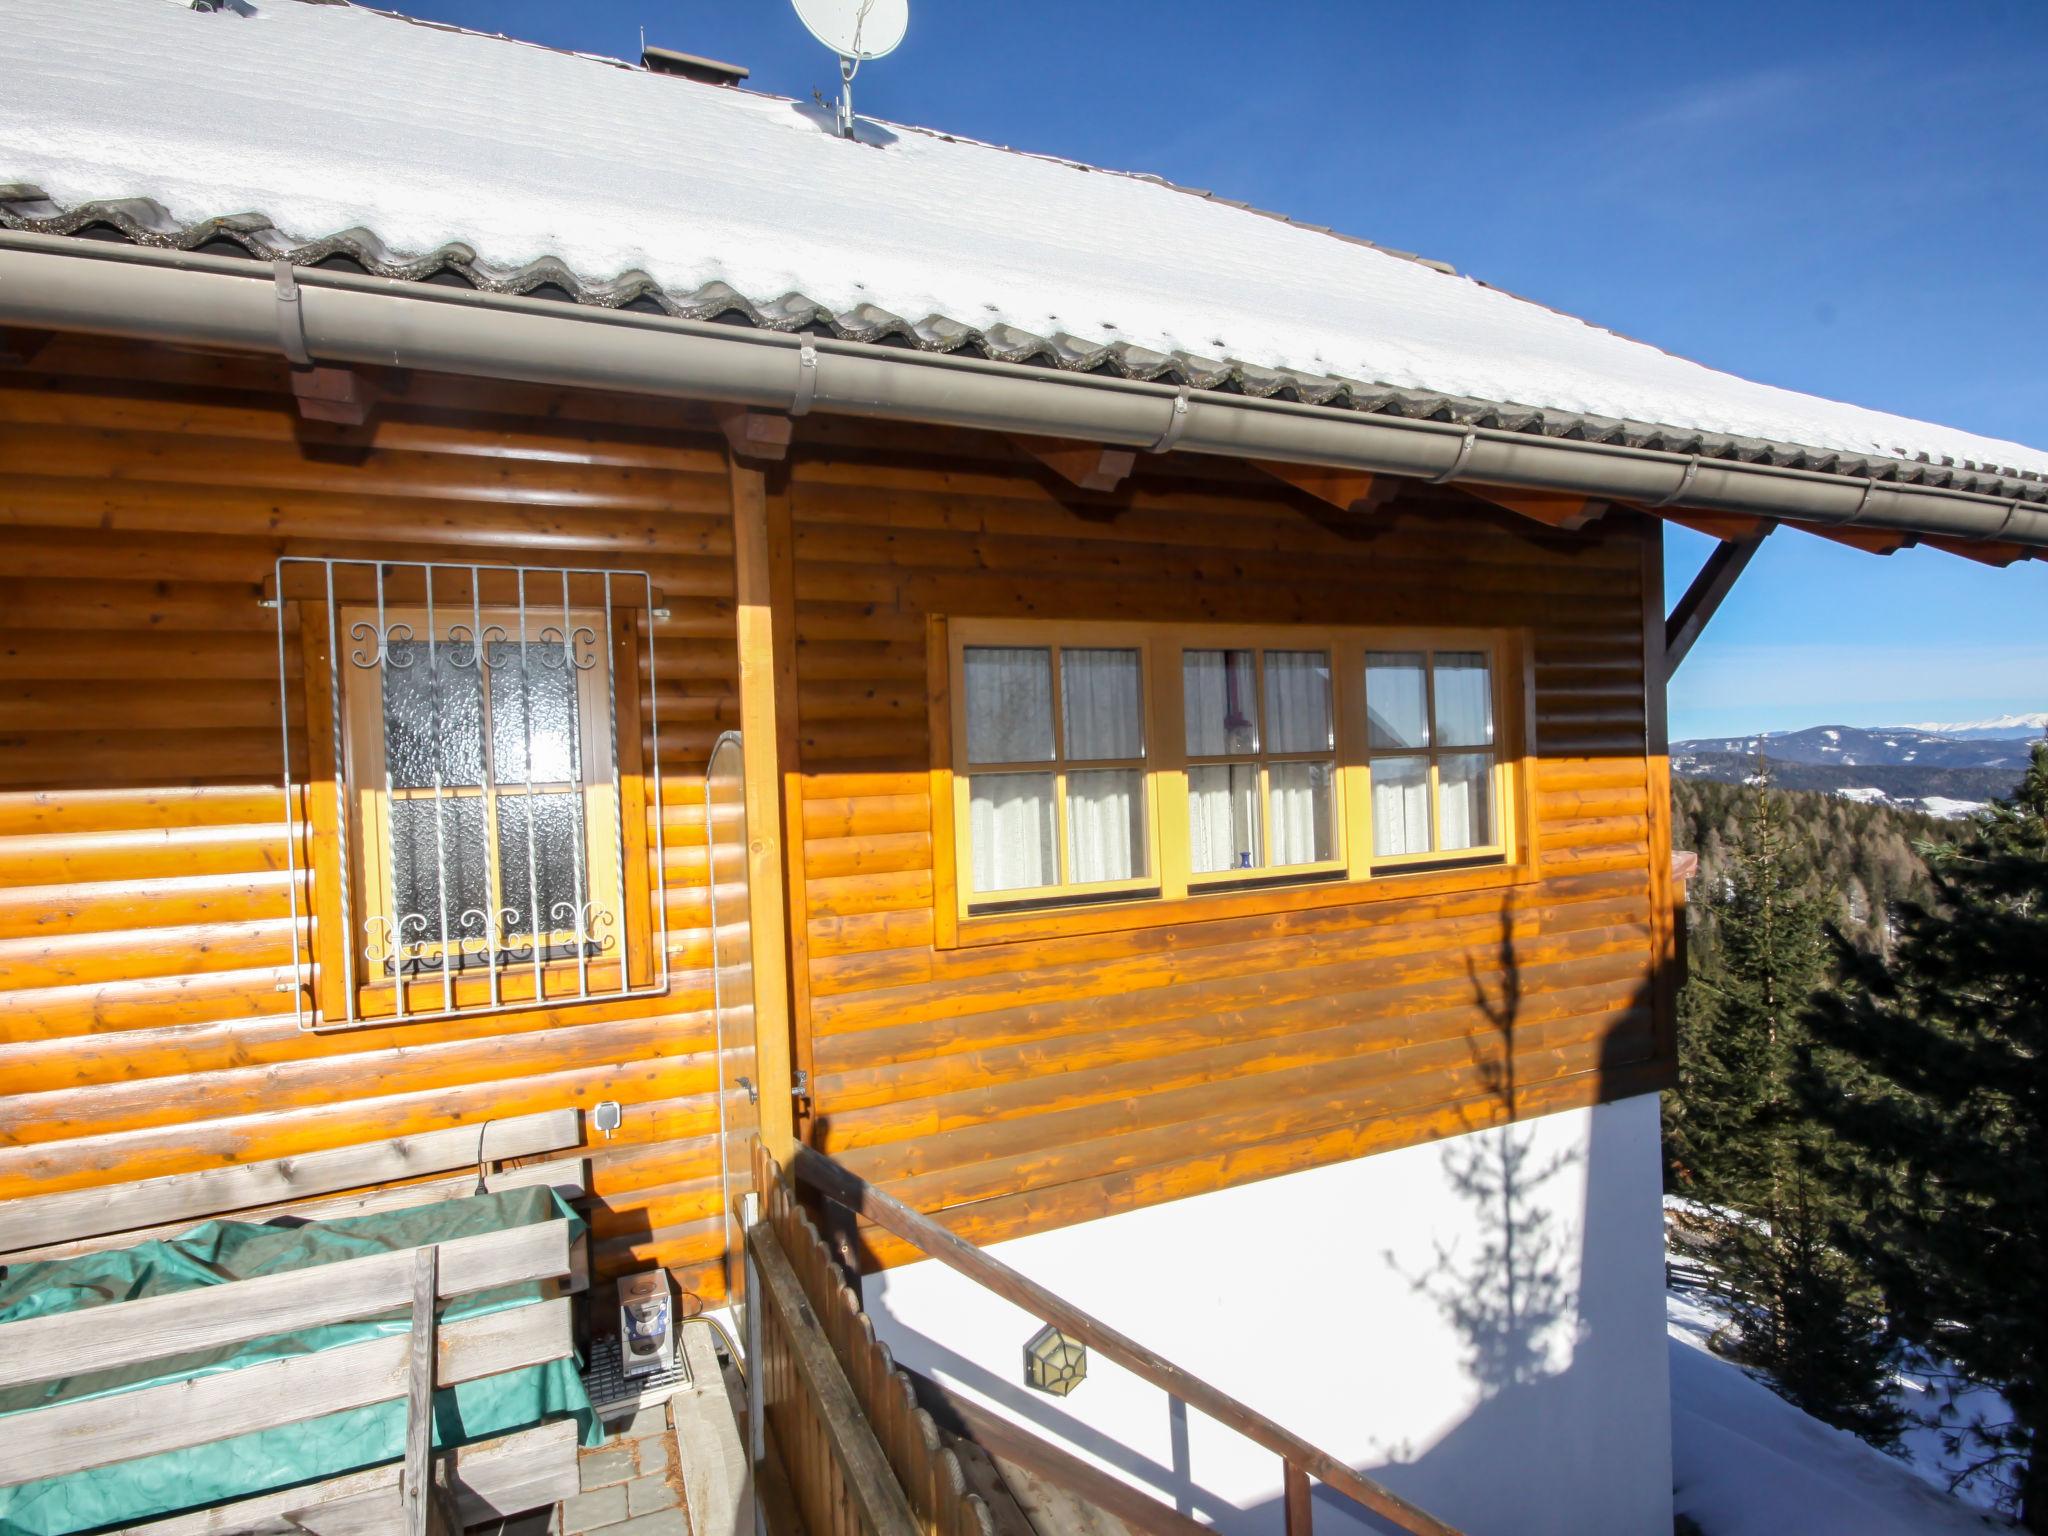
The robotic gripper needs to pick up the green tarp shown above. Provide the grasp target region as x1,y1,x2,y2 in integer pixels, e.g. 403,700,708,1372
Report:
0,1185,602,1536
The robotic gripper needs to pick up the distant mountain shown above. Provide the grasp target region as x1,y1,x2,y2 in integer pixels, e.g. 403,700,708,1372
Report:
1671,719,2044,817
1892,712,2048,740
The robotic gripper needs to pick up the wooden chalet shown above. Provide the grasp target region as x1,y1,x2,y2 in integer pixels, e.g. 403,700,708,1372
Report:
1,4,2044,1534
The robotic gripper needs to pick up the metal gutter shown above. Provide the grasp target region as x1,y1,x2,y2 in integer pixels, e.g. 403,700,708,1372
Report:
2,230,2043,551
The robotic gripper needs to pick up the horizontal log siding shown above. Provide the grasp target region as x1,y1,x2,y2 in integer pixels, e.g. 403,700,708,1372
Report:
784,423,1669,1259
0,337,735,1299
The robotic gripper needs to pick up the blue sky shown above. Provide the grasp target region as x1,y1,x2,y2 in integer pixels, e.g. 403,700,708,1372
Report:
388,0,2047,740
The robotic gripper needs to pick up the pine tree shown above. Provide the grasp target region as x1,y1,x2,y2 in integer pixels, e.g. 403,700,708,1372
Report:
1667,766,1905,1445
1809,742,2048,1525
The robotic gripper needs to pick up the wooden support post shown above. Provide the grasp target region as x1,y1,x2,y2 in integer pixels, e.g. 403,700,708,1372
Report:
1663,524,1771,681
1252,460,1389,515
731,451,799,1163
717,404,795,463
1460,484,1609,531
1008,434,1137,492
1284,1462,1314,1536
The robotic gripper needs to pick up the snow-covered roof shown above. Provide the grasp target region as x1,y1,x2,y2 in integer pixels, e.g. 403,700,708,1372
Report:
6,0,2047,500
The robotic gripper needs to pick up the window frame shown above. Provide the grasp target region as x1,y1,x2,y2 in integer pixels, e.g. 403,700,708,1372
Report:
932,617,1537,949
946,624,1166,909
291,569,661,1029
1360,645,1513,872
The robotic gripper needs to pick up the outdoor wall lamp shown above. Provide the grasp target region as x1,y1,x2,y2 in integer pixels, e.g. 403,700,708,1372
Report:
1024,1323,1087,1396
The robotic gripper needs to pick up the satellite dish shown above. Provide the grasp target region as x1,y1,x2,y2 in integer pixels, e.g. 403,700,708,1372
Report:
792,0,908,61
791,0,908,137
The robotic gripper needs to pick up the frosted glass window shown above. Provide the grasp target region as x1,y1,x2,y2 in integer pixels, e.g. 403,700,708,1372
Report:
389,796,490,953
1366,653,1429,750
1435,653,1494,748
383,640,484,790
1269,761,1335,867
1189,763,1262,873
1263,651,1333,754
1183,650,1259,756
490,642,580,784
1372,755,1431,857
1067,769,1146,883
1062,649,1144,761
1439,753,1494,851
965,647,1054,764
497,791,586,940
970,772,1057,893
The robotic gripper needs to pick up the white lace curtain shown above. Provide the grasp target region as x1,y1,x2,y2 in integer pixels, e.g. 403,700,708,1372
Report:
1186,649,1332,872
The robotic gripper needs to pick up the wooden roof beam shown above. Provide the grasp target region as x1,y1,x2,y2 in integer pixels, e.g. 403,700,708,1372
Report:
715,404,794,463
1921,536,2034,568
1652,508,1773,541
1805,525,1918,555
1460,484,1610,531
1665,523,1773,681
290,364,374,427
1251,461,1392,515
1009,434,1136,493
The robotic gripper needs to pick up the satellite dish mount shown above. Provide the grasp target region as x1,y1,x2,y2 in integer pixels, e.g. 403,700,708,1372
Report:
791,0,909,139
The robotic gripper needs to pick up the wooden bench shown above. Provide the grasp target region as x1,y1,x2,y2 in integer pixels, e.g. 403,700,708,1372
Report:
0,1110,592,1535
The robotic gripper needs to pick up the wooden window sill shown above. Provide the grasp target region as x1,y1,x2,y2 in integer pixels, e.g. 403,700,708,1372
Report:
940,856,1539,950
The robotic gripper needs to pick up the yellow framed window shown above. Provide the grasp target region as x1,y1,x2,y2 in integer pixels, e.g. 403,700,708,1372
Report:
952,631,1157,907
1363,648,1506,865
1182,646,1341,881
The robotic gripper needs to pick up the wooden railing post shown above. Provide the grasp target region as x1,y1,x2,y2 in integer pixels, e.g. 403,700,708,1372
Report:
1283,1462,1312,1536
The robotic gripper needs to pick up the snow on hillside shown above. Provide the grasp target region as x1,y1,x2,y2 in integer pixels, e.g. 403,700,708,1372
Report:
1895,713,2048,739
1669,1290,2010,1534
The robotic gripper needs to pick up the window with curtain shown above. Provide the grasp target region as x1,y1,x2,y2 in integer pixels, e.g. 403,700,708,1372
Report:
960,643,1152,900
945,620,1514,922
1364,650,1499,861
1183,647,1337,878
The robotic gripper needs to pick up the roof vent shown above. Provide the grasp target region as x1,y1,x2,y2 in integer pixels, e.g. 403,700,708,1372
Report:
642,46,749,87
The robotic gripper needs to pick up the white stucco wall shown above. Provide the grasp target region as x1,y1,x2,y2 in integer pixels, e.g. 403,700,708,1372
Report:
865,1093,1672,1536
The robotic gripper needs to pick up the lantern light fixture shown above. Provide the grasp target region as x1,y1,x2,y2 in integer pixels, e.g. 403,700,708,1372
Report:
1023,1323,1087,1397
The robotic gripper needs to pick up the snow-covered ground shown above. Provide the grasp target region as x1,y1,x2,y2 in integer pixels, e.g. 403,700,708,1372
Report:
1669,1285,2013,1533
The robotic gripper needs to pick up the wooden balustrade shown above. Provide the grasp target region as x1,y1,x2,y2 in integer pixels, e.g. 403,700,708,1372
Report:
790,1145,1464,1536
751,1140,997,1536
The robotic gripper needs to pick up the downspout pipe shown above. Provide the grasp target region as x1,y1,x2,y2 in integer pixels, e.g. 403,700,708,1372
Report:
2,230,2042,551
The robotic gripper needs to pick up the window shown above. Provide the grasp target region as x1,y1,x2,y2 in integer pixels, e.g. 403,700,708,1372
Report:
955,641,1156,904
941,620,1523,929
278,558,666,1028
1183,648,1339,878
1364,650,1503,863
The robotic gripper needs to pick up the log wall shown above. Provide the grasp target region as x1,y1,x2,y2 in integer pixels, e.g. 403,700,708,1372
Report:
0,335,1672,1299
777,418,1673,1266
0,336,738,1298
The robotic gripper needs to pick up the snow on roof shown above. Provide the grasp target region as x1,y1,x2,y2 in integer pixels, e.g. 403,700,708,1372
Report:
6,0,2048,492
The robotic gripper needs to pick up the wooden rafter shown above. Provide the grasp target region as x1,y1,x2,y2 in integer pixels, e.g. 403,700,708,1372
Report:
1460,484,1609,531
1921,536,2034,568
290,364,374,427
715,404,795,463
1008,434,1136,493
1653,508,1771,542
1665,524,1773,681
0,327,54,368
1251,460,1390,515
1805,524,1918,555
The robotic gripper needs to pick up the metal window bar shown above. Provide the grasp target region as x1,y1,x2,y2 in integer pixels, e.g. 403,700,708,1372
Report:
274,557,671,1030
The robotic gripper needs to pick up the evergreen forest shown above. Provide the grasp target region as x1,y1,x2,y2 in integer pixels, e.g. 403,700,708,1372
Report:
1663,747,2048,1528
